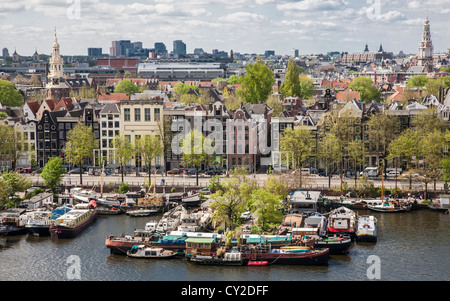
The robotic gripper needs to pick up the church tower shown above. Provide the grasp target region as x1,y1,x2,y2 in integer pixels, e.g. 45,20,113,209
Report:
417,15,434,72
46,29,70,100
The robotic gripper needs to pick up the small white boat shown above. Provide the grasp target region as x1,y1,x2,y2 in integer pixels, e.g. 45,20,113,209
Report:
356,215,378,242
70,187,99,203
127,245,178,259
368,201,407,213
126,208,159,217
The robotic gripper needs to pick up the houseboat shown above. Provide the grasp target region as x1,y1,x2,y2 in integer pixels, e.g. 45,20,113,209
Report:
126,245,178,259
356,215,378,242
26,206,73,236
49,201,97,238
327,206,357,239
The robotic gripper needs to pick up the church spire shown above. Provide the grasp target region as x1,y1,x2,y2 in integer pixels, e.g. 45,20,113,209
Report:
418,14,433,72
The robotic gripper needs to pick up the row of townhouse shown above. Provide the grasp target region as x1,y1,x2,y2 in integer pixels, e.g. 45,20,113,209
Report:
2,86,450,173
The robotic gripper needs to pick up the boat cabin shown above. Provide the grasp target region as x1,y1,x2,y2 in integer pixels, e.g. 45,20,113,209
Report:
185,237,218,256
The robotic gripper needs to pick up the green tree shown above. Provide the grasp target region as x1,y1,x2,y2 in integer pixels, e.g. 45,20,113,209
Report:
298,76,314,99
0,123,23,170
279,126,315,188
227,75,242,85
180,129,213,186
249,189,284,233
0,79,23,107
1,172,31,207
387,129,420,190
348,76,381,102
346,139,365,188
406,74,429,87
40,157,66,193
424,76,450,96
209,169,257,231
114,80,139,96
366,113,400,165
237,56,274,104
419,129,445,198
173,83,199,100
318,132,343,188
135,135,163,187
113,135,134,183
64,123,96,185
281,58,301,98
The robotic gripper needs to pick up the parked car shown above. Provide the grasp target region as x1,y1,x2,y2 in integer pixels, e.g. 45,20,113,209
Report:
240,210,252,220
184,168,197,175
199,188,211,195
18,167,33,173
386,170,401,177
167,168,181,175
68,168,85,174
206,168,222,176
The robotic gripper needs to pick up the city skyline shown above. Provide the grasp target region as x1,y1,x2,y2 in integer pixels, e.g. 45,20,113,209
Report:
0,0,449,57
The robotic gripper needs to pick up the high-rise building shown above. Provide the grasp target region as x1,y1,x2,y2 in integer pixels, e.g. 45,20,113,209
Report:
2,48,9,58
417,15,434,72
88,48,103,57
154,42,167,55
110,40,133,57
173,40,186,55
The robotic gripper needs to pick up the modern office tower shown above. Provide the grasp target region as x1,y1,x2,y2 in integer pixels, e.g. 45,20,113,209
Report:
2,48,9,57
88,48,103,57
154,42,167,55
173,40,186,55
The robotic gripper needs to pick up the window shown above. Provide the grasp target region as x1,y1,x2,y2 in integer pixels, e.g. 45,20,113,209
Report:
145,108,151,121
135,108,141,122
154,108,160,121
124,108,130,121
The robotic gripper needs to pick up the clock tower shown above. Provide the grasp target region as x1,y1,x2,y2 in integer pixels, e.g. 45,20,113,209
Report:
417,15,434,73
46,29,70,100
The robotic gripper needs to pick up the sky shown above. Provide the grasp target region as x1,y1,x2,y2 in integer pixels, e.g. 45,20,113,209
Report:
0,0,449,57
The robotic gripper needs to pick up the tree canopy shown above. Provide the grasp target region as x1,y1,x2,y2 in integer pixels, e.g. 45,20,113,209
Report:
348,76,381,102
114,80,139,95
63,123,96,185
237,57,274,104
0,79,23,107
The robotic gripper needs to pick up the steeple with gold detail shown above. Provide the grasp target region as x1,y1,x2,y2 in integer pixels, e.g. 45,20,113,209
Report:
417,14,434,72
46,28,69,100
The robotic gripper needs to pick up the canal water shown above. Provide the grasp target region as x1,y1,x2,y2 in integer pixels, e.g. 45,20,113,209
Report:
0,209,448,282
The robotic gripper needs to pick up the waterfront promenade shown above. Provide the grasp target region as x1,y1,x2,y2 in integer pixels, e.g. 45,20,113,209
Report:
26,172,446,195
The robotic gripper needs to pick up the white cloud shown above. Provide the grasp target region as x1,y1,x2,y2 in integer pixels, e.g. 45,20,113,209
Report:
277,0,348,11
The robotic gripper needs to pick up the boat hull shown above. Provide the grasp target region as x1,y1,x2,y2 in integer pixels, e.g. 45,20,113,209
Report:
368,207,406,213
188,256,245,266
0,226,29,236
105,236,185,255
356,234,378,242
241,249,329,266
316,237,352,254
50,211,96,239
26,225,51,236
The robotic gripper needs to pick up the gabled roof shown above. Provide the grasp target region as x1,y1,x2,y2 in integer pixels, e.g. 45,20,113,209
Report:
406,101,427,110
25,101,40,114
100,103,120,114
42,98,57,111
97,92,129,102
335,90,361,102
53,97,76,112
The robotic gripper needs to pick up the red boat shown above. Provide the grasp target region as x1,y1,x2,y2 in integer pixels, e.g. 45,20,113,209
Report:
327,207,357,238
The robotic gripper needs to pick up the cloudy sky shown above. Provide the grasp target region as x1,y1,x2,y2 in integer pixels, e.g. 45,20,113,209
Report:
1,0,449,57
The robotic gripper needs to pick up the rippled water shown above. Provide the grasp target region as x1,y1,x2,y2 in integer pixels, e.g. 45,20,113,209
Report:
0,210,448,281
